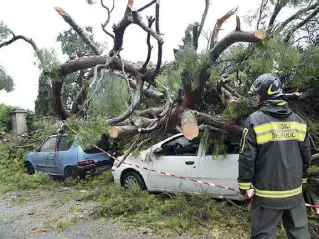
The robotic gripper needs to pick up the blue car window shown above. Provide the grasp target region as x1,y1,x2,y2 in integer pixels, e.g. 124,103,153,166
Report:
57,136,72,151
40,137,57,152
83,134,113,154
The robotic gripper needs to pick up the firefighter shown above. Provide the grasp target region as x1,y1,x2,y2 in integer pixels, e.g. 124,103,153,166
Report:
238,73,312,239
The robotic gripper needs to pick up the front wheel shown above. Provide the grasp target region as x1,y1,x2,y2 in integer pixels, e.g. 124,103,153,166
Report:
25,162,35,175
122,171,146,190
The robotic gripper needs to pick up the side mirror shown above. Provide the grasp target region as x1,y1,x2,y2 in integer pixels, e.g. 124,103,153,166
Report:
153,147,163,155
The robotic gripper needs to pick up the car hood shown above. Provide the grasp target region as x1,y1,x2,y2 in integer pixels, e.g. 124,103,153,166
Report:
112,149,150,168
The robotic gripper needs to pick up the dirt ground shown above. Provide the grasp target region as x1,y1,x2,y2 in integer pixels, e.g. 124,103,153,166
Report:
0,189,209,239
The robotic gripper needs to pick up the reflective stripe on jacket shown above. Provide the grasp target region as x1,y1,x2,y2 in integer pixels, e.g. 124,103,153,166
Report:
237,100,312,210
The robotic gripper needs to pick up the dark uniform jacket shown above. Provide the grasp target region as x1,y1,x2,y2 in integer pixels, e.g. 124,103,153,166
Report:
237,100,312,210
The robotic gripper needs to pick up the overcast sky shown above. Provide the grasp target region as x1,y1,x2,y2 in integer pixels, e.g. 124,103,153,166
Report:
0,0,294,110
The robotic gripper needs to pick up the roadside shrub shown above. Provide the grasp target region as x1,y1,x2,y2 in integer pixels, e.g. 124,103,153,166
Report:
0,103,15,132
0,120,60,192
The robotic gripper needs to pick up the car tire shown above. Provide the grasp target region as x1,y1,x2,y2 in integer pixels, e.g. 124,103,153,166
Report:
25,162,35,175
122,171,146,190
64,166,78,179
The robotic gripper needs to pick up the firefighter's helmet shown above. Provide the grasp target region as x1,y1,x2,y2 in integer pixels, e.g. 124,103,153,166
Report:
249,73,284,102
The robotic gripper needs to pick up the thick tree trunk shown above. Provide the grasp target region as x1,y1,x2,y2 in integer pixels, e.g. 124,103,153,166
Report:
51,81,71,120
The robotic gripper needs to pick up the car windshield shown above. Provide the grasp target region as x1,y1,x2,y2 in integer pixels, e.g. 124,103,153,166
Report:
161,135,200,156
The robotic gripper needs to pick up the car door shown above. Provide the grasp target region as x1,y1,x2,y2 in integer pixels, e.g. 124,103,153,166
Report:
147,135,202,194
197,131,241,199
53,135,75,175
33,136,57,173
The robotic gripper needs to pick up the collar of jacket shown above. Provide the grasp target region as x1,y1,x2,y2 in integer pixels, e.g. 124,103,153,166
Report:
258,100,292,118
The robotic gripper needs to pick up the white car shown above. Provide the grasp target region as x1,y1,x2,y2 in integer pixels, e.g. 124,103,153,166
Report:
112,130,243,201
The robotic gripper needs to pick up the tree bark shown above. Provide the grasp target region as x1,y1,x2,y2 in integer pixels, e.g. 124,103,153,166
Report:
195,111,243,136
52,80,72,120
109,117,156,138
210,30,266,62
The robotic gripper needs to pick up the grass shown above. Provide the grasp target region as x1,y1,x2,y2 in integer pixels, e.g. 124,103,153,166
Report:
309,165,319,175
56,220,74,231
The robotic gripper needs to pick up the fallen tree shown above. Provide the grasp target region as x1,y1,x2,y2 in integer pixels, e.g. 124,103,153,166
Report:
0,0,318,148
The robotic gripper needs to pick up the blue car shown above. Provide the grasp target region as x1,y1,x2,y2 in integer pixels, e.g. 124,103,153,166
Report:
24,133,116,178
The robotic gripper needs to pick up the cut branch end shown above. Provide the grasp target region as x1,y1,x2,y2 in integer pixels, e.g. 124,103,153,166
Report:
254,29,266,39
181,111,199,140
55,7,69,17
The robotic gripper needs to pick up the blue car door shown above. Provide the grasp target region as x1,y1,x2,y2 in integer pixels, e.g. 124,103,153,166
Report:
54,135,76,175
34,136,57,173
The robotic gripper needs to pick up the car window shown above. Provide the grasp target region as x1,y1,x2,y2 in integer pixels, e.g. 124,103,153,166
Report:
57,136,72,151
161,136,200,156
83,134,114,154
205,138,239,155
40,137,57,152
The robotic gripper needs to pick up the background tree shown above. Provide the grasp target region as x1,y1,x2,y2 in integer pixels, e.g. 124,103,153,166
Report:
34,26,106,117
0,22,14,92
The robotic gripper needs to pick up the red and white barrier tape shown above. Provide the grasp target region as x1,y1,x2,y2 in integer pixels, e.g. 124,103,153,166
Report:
305,203,319,209
64,123,319,210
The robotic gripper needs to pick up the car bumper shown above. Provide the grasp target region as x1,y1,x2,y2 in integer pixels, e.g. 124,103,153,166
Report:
77,160,113,172
111,165,122,185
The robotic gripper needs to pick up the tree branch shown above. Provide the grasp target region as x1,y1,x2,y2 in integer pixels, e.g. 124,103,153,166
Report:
194,111,243,136
59,56,150,79
276,2,319,34
267,0,287,30
52,80,72,120
131,10,164,45
0,35,43,63
116,134,142,167
210,30,266,62
71,70,94,114
137,0,156,12
235,16,241,31
106,80,143,125
136,107,164,118
151,0,163,79
198,0,210,37
159,86,173,117
284,6,319,42
143,16,155,68
128,79,164,101
55,7,101,55
210,8,238,50
256,0,268,29
101,0,115,39
136,138,152,151
109,117,156,138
